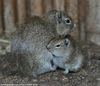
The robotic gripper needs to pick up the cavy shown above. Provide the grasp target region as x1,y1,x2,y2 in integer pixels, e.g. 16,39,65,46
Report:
47,35,84,74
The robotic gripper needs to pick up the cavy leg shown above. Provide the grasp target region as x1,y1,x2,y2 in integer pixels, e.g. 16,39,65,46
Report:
50,67,56,71
52,65,57,70
49,63,56,71
63,68,69,74
63,65,70,74
43,62,55,72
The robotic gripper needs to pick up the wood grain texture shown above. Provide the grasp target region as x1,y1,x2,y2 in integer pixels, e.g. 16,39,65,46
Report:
78,0,86,41
30,0,43,16
0,0,100,45
86,0,100,45
86,0,100,33
25,0,31,17
66,0,79,40
87,32,100,45
43,0,52,13
53,0,65,11
17,0,27,24
0,0,3,33
3,0,15,34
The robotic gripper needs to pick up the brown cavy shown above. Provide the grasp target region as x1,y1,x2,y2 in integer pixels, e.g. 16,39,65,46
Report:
47,35,84,74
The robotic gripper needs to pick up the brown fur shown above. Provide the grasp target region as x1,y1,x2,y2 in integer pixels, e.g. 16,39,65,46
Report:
11,10,75,77
47,35,84,74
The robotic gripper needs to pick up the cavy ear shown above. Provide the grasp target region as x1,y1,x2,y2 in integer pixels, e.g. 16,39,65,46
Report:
64,38,70,47
55,12,62,23
57,12,62,19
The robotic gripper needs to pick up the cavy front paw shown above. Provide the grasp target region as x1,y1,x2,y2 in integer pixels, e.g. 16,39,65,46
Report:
53,65,57,70
63,69,69,75
50,68,56,71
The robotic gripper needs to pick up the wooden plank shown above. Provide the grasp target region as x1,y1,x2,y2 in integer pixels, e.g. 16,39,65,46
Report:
86,0,100,33
30,0,43,16
43,0,52,13
17,0,27,24
0,0,3,33
86,0,100,45
26,0,31,17
66,0,79,40
78,0,86,41
87,32,100,45
53,0,65,11
3,0,15,34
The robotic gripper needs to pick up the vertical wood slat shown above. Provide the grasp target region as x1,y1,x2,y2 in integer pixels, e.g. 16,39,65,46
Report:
86,0,99,33
78,0,86,41
86,0,100,45
30,0,43,16
0,0,3,33
53,0,65,11
3,0,15,34
43,0,52,13
66,0,79,40
17,0,27,24
26,0,31,17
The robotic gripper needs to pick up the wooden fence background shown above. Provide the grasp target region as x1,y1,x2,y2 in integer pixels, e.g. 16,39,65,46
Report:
0,0,100,45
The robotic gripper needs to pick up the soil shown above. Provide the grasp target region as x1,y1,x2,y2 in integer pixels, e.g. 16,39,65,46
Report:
0,42,100,86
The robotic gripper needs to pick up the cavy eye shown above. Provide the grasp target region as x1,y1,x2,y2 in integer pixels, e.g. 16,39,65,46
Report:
65,18,71,24
55,44,61,48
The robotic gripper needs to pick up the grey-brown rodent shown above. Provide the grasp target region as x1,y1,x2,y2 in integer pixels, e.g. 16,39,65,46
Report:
47,35,84,74
11,9,76,77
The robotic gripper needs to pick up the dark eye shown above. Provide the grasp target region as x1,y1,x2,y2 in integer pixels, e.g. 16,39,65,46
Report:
55,44,61,48
65,18,71,24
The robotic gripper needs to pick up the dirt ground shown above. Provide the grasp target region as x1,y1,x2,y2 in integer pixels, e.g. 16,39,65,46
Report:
0,41,100,86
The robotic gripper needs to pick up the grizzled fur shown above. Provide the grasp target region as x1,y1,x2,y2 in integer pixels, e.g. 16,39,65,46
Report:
11,9,75,77
47,35,84,74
